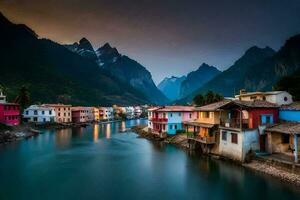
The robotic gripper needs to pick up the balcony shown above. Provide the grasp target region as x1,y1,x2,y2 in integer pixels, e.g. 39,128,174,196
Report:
150,118,168,123
187,132,216,144
220,118,249,130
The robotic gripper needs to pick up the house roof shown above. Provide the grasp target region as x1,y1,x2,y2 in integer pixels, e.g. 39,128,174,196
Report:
156,106,194,112
43,104,72,107
147,107,161,111
235,91,286,98
280,102,300,111
265,122,300,135
194,100,231,111
183,121,214,128
220,100,279,109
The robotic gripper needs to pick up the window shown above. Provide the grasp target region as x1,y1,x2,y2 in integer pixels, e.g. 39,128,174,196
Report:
170,113,173,117
284,97,288,102
169,125,173,129
203,112,210,118
42,111,45,115
231,133,238,144
34,110,38,115
25,111,29,115
189,113,192,118
282,134,289,144
266,116,271,124
174,125,177,129
163,124,166,130
49,110,52,115
178,113,181,116
222,131,227,141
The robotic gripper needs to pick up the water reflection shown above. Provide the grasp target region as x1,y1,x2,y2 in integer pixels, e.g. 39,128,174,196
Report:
93,124,99,143
55,129,72,148
105,123,111,139
121,121,126,132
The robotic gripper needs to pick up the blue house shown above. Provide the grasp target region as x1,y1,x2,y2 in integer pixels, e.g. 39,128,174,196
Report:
279,102,300,122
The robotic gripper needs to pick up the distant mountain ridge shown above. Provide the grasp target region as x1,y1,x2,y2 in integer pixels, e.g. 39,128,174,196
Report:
157,76,186,101
179,36,300,103
65,39,169,104
0,12,149,106
179,63,221,98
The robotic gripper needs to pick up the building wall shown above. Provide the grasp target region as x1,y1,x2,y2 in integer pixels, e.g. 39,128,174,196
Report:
219,129,259,161
0,104,20,125
267,92,293,105
279,110,300,122
248,109,278,129
167,123,182,135
197,111,227,124
182,111,197,121
53,106,72,123
23,107,56,123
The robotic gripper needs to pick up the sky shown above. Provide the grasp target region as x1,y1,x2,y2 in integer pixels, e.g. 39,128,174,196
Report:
1,0,300,84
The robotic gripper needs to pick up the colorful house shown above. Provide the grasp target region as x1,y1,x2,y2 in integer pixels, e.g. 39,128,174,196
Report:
183,100,230,153
148,106,197,135
43,104,72,123
0,90,20,125
92,107,100,121
71,107,90,123
279,102,300,122
265,122,300,163
218,100,279,162
99,107,114,120
23,105,56,123
235,90,293,106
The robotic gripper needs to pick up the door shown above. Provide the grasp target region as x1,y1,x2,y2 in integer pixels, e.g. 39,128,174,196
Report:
260,134,266,152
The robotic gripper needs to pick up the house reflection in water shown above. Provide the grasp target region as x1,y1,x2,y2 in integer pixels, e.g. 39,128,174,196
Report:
55,129,72,148
93,124,99,143
121,121,126,132
106,123,111,139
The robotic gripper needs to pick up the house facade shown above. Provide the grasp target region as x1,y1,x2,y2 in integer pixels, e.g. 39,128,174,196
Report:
235,90,293,106
71,107,90,123
23,105,56,123
0,91,20,125
183,100,230,153
0,103,21,125
99,107,114,120
148,106,197,135
43,104,72,123
279,102,300,122
218,100,279,162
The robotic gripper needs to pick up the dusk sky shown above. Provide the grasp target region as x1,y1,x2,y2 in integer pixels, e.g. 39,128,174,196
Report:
1,0,300,84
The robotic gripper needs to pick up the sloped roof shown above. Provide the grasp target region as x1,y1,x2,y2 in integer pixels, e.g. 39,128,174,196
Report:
158,106,194,112
221,100,279,109
265,122,300,134
280,102,300,111
194,100,231,111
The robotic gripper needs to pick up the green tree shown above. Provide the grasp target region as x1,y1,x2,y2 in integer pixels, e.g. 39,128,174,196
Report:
193,91,224,106
14,86,31,111
193,94,205,106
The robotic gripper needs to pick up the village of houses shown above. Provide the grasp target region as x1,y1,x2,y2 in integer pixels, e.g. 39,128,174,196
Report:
1,88,300,184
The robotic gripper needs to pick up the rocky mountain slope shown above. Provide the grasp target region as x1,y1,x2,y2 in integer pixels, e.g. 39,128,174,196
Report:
65,40,169,104
0,12,149,106
157,76,186,101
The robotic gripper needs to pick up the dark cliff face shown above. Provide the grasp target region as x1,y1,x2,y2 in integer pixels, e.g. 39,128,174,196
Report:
65,40,169,105
179,63,221,98
157,76,186,101
0,12,149,106
178,46,278,103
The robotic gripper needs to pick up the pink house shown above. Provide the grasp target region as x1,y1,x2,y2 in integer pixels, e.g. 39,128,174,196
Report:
0,103,21,125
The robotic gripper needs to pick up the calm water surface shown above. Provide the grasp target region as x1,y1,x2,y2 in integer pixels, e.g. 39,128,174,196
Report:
0,119,300,200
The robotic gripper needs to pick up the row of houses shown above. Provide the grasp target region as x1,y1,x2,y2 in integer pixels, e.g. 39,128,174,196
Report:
0,90,146,125
148,90,300,163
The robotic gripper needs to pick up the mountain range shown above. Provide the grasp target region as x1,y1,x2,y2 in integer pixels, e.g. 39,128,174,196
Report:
65,39,169,104
0,12,150,106
158,63,220,101
179,35,300,103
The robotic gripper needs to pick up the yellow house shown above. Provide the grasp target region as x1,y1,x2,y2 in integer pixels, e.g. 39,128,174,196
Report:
184,100,230,151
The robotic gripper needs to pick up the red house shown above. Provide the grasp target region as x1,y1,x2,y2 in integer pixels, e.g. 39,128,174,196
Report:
0,103,21,126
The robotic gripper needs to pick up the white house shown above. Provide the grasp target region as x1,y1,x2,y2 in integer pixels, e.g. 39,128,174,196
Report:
23,105,56,123
99,107,114,120
235,90,293,106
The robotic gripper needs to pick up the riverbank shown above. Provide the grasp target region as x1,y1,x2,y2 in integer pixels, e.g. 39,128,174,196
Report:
0,122,90,144
132,125,300,187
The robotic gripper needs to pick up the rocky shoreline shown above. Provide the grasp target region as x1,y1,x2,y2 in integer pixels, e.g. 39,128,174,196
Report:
131,125,300,187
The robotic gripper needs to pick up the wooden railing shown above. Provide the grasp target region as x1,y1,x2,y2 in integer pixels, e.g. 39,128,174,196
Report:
187,132,216,144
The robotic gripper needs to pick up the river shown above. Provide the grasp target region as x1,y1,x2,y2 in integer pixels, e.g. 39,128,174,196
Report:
0,119,299,200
